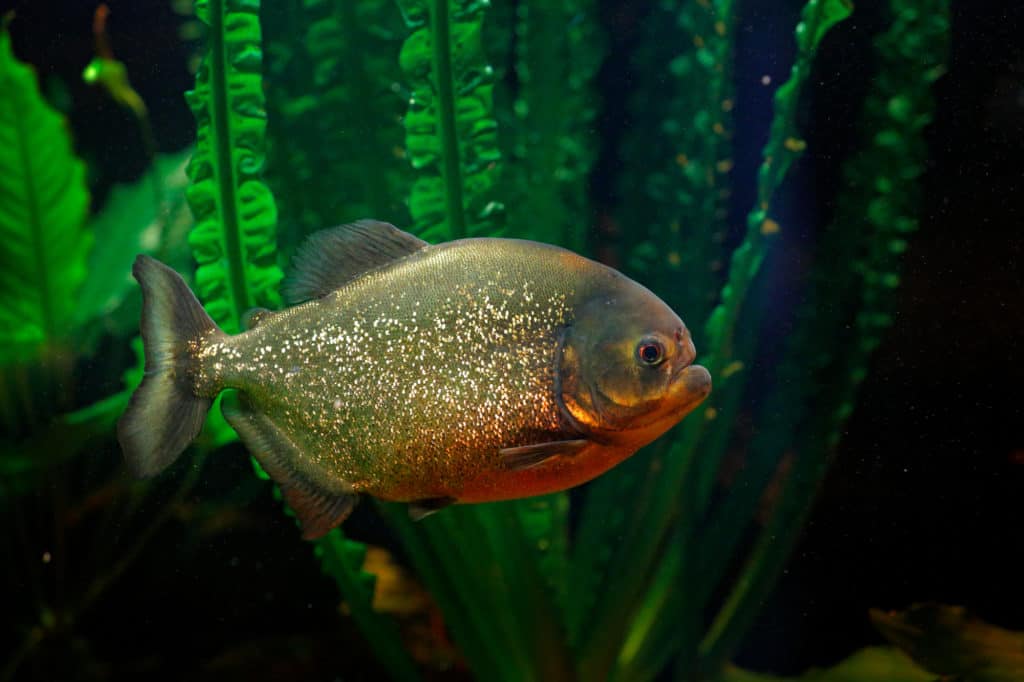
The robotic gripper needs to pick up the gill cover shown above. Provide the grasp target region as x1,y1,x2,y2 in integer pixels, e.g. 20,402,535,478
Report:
557,296,687,436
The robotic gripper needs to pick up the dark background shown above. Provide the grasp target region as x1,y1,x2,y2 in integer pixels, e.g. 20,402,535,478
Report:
2,0,1022,678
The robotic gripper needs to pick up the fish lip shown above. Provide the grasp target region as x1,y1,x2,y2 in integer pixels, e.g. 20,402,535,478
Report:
673,364,712,400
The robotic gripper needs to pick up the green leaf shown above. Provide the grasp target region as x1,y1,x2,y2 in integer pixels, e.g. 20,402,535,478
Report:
514,492,570,610
75,149,194,335
380,501,575,682
721,647,934,682
397,0,504,241
617,0,738,328
186,0,283,334
798,0,854,52
0,26,91,362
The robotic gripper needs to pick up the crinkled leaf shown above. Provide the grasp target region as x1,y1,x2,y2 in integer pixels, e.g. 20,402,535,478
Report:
397,0,504,240
186,0,283,334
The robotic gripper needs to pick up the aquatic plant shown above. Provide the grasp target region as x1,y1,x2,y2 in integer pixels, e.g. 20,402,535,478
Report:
185,0,283,333
397,0,504,239
502,1,602,253
699,2,952,675
0,14,208,679
185,2,420,678
0,0,951,678
262,0,410,252
0,21,91,434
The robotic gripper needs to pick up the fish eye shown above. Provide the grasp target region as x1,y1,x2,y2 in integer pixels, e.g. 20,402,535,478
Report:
636,339,665,366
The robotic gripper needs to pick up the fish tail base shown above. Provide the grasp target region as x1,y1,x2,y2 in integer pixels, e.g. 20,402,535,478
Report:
117,255,222,477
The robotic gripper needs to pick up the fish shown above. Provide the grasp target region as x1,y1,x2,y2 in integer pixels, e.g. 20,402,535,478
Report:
117,220,711,539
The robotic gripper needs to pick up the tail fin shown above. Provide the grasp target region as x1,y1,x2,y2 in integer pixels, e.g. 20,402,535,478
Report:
117,255,222,477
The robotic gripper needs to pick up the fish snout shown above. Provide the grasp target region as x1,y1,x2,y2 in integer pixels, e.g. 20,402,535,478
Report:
680,364,712,398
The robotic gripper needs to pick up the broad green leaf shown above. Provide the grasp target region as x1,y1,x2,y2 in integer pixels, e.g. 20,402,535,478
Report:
0,26,91,363
76,149,194,335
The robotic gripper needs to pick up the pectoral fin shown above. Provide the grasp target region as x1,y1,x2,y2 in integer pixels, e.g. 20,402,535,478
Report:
222,392,358,540
408,496,456,521
499,439,589,470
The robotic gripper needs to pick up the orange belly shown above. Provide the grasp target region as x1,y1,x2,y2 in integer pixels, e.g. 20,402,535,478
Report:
429,442,631,503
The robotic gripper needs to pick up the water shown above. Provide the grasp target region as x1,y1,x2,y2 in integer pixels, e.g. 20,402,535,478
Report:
1,1,1022,680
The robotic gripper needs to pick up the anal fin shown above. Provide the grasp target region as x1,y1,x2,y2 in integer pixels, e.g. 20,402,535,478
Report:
222,392,357,540
499,439,589,470
408,496,456,521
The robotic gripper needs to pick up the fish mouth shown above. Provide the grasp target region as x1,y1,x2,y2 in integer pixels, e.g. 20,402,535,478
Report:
671,364,712,411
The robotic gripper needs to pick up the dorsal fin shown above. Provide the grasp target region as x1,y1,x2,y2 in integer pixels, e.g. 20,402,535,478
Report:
283,220,429,304
243,307,275,329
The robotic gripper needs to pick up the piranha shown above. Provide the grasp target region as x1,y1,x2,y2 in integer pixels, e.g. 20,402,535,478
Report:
118,220,711,538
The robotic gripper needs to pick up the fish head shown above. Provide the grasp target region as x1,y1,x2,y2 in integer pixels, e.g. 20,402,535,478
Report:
558,277,712,447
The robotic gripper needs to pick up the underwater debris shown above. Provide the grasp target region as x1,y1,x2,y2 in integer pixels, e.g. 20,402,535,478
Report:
871,604,1024,682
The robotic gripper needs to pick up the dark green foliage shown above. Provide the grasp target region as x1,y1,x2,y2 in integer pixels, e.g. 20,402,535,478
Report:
380,502,576,682
695,5,951,675
317,531,422,682
567,4,854,680
503,1,602,252
263,0,410,253
621,0,738,327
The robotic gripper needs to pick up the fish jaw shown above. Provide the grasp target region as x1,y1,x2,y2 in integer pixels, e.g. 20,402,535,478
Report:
594,362,711,458
654,363,713,433
673,364,712,411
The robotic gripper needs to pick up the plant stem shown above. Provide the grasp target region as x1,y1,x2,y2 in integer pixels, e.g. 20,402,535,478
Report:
208,0,250,326
428,0,466,238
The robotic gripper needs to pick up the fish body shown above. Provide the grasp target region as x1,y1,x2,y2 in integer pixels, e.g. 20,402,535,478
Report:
118,221,711,538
